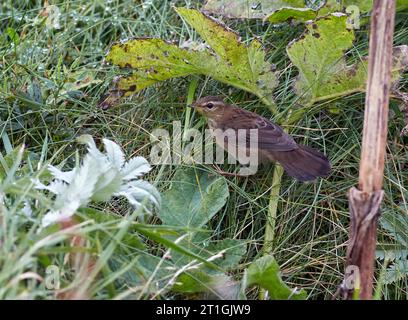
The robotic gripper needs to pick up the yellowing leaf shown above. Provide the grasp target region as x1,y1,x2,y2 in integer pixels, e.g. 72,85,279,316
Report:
103,8,277,109
287,15,408,106
287,14,354,103
107,38,209,93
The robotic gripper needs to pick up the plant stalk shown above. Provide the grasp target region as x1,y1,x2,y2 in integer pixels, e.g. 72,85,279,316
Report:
263,165,284,254
259,164,283,300
343,0,396,300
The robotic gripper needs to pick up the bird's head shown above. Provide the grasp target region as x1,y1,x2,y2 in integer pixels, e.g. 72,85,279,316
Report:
191,96,230,121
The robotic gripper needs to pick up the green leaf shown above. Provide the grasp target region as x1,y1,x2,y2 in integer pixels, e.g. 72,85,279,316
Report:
158,168,229,228
380,210,408,247
203,0,408,24
202,0,327,23
107,234,244,296
171,238,245,297
63,70,102,92
287,14,354,104
377,209,408,284
1,145,30,190
6,27,20,44
286,14,408,106
203,0,308,19
376,243,408,261
152,166,242,296
172,270,214,293
327,0,408,15
134,225,223,271
244,255,307,300
0,144,28,180
383,258,408,285
319,0,407,25
171,236,247,270
397,0,408,12
173,272,239,299
267,8,317,23
206,239,247,270
78,207,146,250
104,8,277,109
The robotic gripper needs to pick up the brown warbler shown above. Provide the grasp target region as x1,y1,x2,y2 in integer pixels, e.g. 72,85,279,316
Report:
191,96,331,181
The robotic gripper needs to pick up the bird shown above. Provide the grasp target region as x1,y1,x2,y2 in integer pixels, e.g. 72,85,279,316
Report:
191,96,331,182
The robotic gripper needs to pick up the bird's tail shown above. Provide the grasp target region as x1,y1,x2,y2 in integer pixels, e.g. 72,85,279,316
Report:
271,145,331,182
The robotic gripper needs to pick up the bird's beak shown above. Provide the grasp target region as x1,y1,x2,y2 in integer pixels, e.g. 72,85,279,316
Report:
189,102,197,109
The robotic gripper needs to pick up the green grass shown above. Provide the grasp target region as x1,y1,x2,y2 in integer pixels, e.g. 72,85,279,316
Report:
0,0,407,299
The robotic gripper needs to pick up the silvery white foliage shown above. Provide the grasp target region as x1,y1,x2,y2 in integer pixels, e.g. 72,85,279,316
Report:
103,138,125,169
22,201,33,218
38,135,160,227
121,157,152,180
116,180,160,208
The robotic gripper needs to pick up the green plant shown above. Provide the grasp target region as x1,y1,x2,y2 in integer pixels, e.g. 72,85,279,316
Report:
377,209,408,285
1,0,407,300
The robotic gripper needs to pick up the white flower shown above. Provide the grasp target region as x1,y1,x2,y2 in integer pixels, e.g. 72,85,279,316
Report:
39,135,159,227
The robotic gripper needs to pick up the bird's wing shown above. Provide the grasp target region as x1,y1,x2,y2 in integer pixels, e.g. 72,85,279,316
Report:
221,108,298,152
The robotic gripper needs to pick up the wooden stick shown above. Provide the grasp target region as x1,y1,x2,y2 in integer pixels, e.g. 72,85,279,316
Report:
343,0,396,300
359,1,396,193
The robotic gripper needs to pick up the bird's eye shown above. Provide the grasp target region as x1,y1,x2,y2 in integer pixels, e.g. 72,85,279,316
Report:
206,103,214,109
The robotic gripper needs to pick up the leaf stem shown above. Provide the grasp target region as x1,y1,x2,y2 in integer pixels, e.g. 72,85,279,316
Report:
260,95,277,114
263,165,284,254
311,88,363,104
259,164,284,300
183,77,199,138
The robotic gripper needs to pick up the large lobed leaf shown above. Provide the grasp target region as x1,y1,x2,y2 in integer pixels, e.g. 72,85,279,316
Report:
244,255,307,300
155,167,250,297
103,8,277,109
203,0,330,22
287,14,354,104
203,0,408,23
158,167,229,228
203,0,308,19
172,238,247,297
286,14,408,106
170,235,247,271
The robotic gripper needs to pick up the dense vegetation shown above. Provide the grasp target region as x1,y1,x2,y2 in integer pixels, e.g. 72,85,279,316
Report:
0,0,407,299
